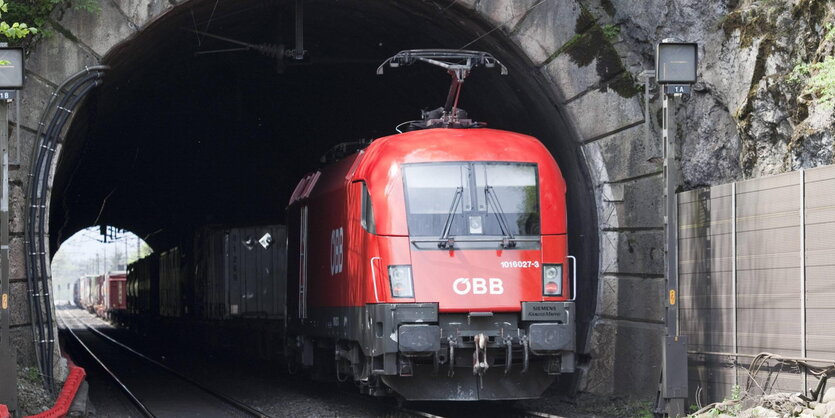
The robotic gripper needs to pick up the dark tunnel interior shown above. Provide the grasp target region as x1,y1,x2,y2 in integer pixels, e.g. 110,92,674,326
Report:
49,0,599,354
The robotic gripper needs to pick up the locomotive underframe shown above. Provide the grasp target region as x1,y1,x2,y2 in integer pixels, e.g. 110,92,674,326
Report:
287,301,575,400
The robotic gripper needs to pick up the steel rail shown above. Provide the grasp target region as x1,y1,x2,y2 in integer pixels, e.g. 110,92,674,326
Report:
58,313,155,417
397,406,445,418
64,310,272,418
520,410,569,418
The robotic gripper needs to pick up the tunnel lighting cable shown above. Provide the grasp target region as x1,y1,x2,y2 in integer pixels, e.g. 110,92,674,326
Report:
457,0,546,50
28,73,104,391
35,78,104,390
25,66,108,391
26,73,96,388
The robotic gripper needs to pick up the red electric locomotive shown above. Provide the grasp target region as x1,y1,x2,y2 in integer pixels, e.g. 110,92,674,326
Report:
285,51,576,401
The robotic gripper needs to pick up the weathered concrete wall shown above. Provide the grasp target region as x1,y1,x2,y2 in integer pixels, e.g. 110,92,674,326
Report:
8,0,178,384
11,0,674,399
476,1,665,398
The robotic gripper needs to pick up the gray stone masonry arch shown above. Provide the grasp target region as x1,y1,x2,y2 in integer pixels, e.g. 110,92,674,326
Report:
8,0,665,398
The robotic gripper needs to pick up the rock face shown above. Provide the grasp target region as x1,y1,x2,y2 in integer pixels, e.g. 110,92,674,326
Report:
589,0,835,187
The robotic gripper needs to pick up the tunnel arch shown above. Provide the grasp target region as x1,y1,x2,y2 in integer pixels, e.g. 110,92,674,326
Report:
49,0,602,347
15,0,663,398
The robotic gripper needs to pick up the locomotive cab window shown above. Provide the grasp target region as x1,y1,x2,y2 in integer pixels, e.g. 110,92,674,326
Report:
403,162,540,248
360,181,376,234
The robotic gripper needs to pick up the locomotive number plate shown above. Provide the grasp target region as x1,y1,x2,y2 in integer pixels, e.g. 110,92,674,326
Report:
500,260,540,268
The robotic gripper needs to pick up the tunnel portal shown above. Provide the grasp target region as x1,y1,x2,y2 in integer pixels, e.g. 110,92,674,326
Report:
16,0,650,398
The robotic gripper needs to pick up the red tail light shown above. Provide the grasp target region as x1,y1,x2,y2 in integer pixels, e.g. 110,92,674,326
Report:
544,281,559,295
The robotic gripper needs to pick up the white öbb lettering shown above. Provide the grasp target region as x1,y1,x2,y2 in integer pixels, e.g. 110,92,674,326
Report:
330,227,343,275
453,278,504,295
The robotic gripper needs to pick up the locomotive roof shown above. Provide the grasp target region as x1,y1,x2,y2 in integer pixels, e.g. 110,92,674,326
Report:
354,128,560,179
289,128,565,207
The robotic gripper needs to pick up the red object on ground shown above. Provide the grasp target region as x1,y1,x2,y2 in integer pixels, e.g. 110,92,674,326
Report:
0,404,10,418
26,365,86,418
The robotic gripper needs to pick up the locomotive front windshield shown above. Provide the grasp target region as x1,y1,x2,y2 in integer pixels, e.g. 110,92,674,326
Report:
403,162,540,241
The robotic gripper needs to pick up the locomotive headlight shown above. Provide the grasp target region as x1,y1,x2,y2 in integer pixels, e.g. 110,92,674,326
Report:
542,264,562,296
388,265,414,298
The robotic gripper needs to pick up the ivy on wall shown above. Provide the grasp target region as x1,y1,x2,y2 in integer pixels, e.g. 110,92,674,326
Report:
3,0,98,46
0,0,37,40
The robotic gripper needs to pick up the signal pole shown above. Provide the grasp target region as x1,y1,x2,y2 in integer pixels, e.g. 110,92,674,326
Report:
0,43,23,416
655,40,698,417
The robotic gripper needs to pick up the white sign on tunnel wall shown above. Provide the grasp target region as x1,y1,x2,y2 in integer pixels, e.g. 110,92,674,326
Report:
0,47,23,89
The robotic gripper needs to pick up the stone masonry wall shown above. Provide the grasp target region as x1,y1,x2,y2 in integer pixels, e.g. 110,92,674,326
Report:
11,0,672,398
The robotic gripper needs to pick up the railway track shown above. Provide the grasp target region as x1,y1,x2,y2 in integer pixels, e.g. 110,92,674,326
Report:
59,308,573,418
393,402,571,418
58,309,272,418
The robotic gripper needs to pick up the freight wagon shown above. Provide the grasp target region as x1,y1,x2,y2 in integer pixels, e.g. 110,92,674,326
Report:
125,225,287,359
98,271,127,320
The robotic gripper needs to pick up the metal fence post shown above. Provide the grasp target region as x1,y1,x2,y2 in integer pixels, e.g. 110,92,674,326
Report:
800,170,807,393
732,182,738,386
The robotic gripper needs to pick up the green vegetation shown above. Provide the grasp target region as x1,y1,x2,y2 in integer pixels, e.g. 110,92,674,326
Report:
601,24,619,40
23,366,40,383
803,56,835,105
789,21,835,108
0,0,37,39
702,384,744,416
825,22,835,42
3,0,98,44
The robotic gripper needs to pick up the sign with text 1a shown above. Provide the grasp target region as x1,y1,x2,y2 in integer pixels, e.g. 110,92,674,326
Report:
664,85,691,95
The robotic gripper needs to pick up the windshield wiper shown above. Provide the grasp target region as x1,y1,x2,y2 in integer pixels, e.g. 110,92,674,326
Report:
484,186,516,248
439,187,464,249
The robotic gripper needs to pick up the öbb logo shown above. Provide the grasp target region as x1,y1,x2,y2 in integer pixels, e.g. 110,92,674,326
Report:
330,227,343,275
452,278,504,295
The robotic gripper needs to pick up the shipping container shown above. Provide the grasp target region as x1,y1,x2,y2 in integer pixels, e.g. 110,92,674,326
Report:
127,253,160,317
193,225,287,319
78,274,97,309
72,279,81,308
93,275,106,316
159,247,184,317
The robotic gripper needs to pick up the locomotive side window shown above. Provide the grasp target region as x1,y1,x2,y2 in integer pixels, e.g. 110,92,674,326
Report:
360,181,376,234
403,162,539,245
